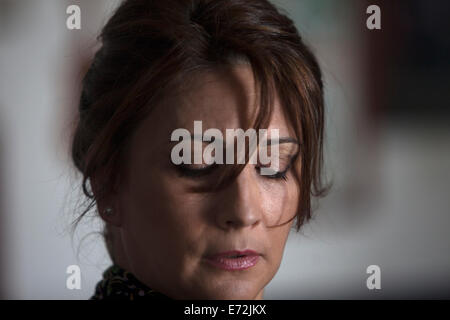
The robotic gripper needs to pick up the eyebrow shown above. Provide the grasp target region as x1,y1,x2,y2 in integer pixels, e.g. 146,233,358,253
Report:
169,134,300,153
266,137,300,146
190,134,299,145
265,138,300,159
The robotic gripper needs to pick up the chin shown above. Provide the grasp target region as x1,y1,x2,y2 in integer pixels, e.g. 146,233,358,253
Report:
189,284,261,300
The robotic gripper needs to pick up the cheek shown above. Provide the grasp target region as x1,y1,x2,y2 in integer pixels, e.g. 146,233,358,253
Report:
121,168,207,256
257,179,298,262
258,178,299,228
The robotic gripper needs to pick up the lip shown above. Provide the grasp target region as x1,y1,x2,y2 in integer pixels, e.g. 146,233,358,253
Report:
204,250,261,271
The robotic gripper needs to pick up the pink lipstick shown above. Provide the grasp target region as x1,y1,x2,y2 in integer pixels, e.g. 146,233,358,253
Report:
204,250,260,270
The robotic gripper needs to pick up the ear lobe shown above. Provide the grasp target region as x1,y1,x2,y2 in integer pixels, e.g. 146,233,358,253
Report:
98,204,123,227
91,170,123,227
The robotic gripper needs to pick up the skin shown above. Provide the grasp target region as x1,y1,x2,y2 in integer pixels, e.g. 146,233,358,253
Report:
100,64,300,299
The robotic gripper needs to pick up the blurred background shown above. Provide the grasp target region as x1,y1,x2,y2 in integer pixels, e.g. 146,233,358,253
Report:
0,0,449,299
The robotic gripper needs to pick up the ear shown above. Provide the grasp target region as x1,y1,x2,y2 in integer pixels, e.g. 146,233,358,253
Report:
91,168,124,228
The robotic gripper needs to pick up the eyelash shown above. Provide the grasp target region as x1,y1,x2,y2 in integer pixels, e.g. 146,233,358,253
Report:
176,163,218,178
176,163,291,181
257,166,290,181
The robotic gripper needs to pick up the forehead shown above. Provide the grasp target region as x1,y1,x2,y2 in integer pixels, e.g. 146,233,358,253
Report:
133,65,294,148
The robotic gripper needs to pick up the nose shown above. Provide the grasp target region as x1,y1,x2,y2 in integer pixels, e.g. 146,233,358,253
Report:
213,166,263,230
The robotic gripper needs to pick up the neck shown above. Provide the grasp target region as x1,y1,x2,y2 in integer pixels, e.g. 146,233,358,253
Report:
108,224,132,271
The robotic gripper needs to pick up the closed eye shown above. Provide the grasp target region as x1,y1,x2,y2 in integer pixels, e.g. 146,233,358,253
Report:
176,163,218,178
255,163,291,181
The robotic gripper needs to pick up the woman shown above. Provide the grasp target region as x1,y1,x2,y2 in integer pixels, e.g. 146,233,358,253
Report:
71,0,328,300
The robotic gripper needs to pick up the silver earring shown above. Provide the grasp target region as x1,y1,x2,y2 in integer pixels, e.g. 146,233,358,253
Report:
104,207,113,216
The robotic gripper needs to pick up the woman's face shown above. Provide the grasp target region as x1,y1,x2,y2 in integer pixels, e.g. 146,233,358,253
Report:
114,64,300,299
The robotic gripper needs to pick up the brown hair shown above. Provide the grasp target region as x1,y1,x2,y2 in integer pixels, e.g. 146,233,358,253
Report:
71,0,329,262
